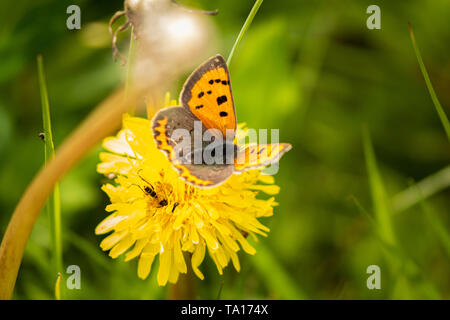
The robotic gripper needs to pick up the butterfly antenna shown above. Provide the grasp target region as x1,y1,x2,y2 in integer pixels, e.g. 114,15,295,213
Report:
171,0,219,16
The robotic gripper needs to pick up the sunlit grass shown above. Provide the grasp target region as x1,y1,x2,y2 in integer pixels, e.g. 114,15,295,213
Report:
362,126,396,246
362,126,441,299
54,273,61,300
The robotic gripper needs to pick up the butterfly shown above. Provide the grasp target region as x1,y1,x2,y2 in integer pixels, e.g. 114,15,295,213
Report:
151,54,291,188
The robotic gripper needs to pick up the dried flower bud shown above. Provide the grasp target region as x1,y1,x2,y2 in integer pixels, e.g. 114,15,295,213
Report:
110,0,217,85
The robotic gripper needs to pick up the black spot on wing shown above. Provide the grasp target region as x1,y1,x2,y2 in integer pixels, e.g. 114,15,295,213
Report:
215,79,221,83
198,92,204,98
209,80,214,85
217,95,227,105
195,105,204,109
219,111,228,117
207,90,212,95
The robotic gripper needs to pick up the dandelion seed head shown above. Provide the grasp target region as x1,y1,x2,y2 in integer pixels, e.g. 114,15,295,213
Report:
125,1,215,89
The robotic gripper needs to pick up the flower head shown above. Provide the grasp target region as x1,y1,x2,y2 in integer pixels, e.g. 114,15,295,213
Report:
96,99,280,286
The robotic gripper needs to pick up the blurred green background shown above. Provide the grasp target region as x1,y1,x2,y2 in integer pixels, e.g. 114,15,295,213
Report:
0,0,449,299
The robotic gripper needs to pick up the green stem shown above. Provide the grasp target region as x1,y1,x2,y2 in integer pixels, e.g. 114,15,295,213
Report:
408,23,450,142
37,55,63,288
55,273,62,300
125,27,137,116
227,0,264,67
167,2,264,300
125,27,136,99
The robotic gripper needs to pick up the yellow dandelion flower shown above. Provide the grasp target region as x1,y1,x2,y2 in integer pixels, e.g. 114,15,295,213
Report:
96,100,280,286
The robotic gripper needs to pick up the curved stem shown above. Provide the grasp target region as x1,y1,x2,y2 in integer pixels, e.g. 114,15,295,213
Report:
0,86,148,299
227,0,264,67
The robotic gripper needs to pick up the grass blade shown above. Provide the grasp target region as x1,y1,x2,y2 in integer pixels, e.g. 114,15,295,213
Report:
422,204,450,258
362,127,441,299
392,165,450,213
251,242,307,299
412,185,450,258
408,23,450,142
37,55,63,285
362,126,396,246
54,273,62,300
227,0,264,67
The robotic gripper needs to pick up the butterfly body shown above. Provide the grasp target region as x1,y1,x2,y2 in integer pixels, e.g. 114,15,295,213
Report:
152,54,291,188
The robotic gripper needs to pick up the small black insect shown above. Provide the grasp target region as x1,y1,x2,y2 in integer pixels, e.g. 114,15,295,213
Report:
134,172,169,208
143,185,157,198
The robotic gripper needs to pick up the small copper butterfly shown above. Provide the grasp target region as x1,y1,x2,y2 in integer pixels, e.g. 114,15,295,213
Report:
151,54,291,188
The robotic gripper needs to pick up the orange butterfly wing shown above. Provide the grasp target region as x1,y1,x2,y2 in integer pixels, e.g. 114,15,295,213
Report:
180,55,236,141
151,106,233,188
234,143,292,172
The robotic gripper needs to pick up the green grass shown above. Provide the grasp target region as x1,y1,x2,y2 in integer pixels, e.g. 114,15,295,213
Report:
251,242,307,299
417,189,450,259
362,126,396,246
409,23,450,142
362,126,441,299
37,55,63,298
392,165,450,213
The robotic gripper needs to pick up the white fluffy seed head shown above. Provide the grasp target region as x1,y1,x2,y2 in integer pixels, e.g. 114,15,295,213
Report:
124,0,216,91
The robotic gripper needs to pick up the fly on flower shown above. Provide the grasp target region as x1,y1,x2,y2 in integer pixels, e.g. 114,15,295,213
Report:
130,170,169,207
96,94,282,286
